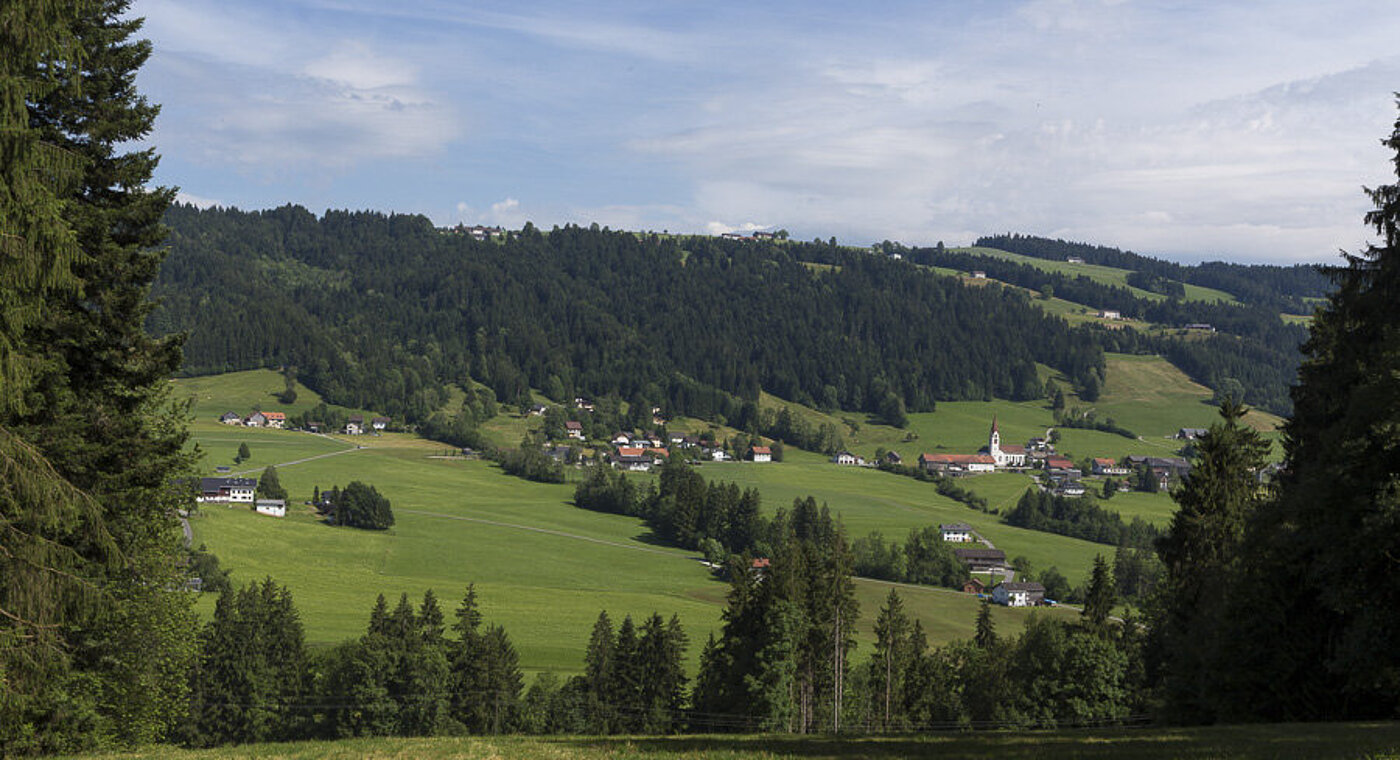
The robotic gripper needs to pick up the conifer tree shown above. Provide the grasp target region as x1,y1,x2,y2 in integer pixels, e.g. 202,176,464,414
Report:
1082,555,1115,633
582,611,617,732
871,589,913,730
974,601,997,650
257,465,287,501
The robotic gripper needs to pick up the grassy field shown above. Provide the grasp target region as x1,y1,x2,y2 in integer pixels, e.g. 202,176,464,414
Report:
72,722,1400,759
181,382,1082,675
949,246,1239,305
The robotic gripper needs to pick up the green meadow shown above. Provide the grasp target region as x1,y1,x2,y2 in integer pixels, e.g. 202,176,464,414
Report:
949,246,1239,305
178,350,1265,675
70,721,1400,759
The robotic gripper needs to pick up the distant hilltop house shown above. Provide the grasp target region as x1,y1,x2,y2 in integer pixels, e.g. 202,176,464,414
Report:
993,581,1046,607
1066,256,1085,264
749,445,773,463
1186,323,1216,332
1098,309,1121,320
445,223,505,240
574,397,595,413
529,404,548,416
954,547,1008,573
971,270,987,279
255,498,286,517
197,477,256,504
1176,428,1209,440
940,523,974,543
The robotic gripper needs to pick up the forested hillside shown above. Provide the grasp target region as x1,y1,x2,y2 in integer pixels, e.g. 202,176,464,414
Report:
151,206,1106,424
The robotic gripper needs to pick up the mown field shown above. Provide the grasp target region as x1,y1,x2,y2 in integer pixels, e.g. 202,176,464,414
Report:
178,353,1261,676
949,246,1240,305
71,721,1400,760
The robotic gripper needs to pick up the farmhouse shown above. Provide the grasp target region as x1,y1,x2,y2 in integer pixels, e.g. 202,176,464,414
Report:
197,477,256,504
971,270,987,279
371,416,390,431
750,445,773,463
992,581,1046,607
1066,256,1085,264
830,451,860,465
345,415,364,435
918,453,996,474
245,411,268,427
882,450,902,466
940,523,974,543
263,411,286,429
962,578,986,595
219,411,241,425
255,499,286,517
564,420,585,440
1057,482,1087,497
1092,458,1130,476
1098,309,1121,320
954,547,1008,573
611,447,653,472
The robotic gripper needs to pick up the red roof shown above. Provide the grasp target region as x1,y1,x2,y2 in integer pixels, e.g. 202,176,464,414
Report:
618,446,644,457
565,421,583,429
1046,457,1075,468
1093,457,1117,466
1000,444,1025,453
751,446,772,455
263,411,286,420
751,558,771,569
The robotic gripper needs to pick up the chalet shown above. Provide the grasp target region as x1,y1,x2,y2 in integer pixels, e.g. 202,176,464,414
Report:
263,411,286,429
245,411,268,427
1027,437,1051,452
709,448,732,462
882,450,903,466
962,578,986,595
940,523,974,543
750,446,773,463
1098,309,1121,320
1066,256,1085,264
1058,482,1087,497
219,411,242,425
971,270,987,279
564,420,585,440
345,415,364,435
255,499,286,517
306,421,323,433
529,404,548,416
611,432,632,446
1092,458,1130,476
954,548,1008,573
919,453,996,474
574,397,595,412
371,416,390,431
830,451,859,465
1126,455,1192,476
721,232,745,240
611,447,652,471
992,581,1046,607
651,406,666,425
197,477,256,504
1176,428,1209,440
669,432,687,445
754,231,777,240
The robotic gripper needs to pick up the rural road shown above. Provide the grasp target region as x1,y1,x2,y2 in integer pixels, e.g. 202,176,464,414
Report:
229,442,363,477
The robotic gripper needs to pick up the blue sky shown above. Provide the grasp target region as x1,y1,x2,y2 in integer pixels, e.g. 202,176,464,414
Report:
133,0,1400,264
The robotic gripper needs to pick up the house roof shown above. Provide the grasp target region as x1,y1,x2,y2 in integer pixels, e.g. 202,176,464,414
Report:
372,416,390,424
997,582,1046,593
200,477,256,490
921,453,996,465
751,557,771,569
940,523,973,532
1000,444,1026,454
564,421,583,430
1046,456,1074,468
751,446,772,455
220,411,240,419
617,447,645,457
263,411,286,420
954,548,1007,561
348,414,364,423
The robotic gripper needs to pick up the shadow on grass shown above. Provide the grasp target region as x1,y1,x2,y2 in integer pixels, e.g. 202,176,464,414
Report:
542,722,1400,760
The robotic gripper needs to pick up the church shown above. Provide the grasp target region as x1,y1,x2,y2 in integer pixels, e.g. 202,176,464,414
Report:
981,416,1027,468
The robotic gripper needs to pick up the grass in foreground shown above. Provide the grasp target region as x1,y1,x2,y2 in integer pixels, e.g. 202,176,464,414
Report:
74,722,1400,759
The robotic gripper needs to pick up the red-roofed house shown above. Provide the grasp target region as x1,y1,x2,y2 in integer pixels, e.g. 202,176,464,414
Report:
263,411,286,429
918,453,996,474
750,446,772,463
1093,457,1129,476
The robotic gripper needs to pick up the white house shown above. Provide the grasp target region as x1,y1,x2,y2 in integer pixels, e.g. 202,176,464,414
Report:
197,477,256,504
1058,482,1087,497
939,523,974,543
750,446,772,463
263,411,286,429
245,411,267,427
1066,256,1085,264
993,581,1046,607
831,451,859,465
345,415,364,435
971,270,987,279
255,499,286,517
1092,458,1130,476
371,416,390,431
1098,309,1121,320
709,449,731,462
565,421,585,440
219,411,241,425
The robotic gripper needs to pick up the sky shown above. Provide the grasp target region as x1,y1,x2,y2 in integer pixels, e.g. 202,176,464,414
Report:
132,0,1400,264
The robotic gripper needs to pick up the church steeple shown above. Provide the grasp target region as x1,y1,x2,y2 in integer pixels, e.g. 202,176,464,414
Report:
989,416,1001,455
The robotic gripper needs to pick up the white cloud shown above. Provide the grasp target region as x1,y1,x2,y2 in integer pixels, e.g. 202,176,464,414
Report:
175,191,224,208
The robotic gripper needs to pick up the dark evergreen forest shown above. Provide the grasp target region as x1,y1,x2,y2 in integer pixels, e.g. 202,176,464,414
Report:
150,206,1106,425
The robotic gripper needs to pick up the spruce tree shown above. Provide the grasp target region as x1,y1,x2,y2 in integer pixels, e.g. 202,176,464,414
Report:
1222,104,1400,721
974,601,997,650
582,611,616,733
1081,554,1115,633
257,465,287,501
871,589,913,730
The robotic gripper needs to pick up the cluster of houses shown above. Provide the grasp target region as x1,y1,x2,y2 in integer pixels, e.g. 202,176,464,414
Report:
942,535,1052,607
443,224,506,241
217,411,389,436
913,418,1047,475
220,410,287,428
719,231,780,242
194,476,285,517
